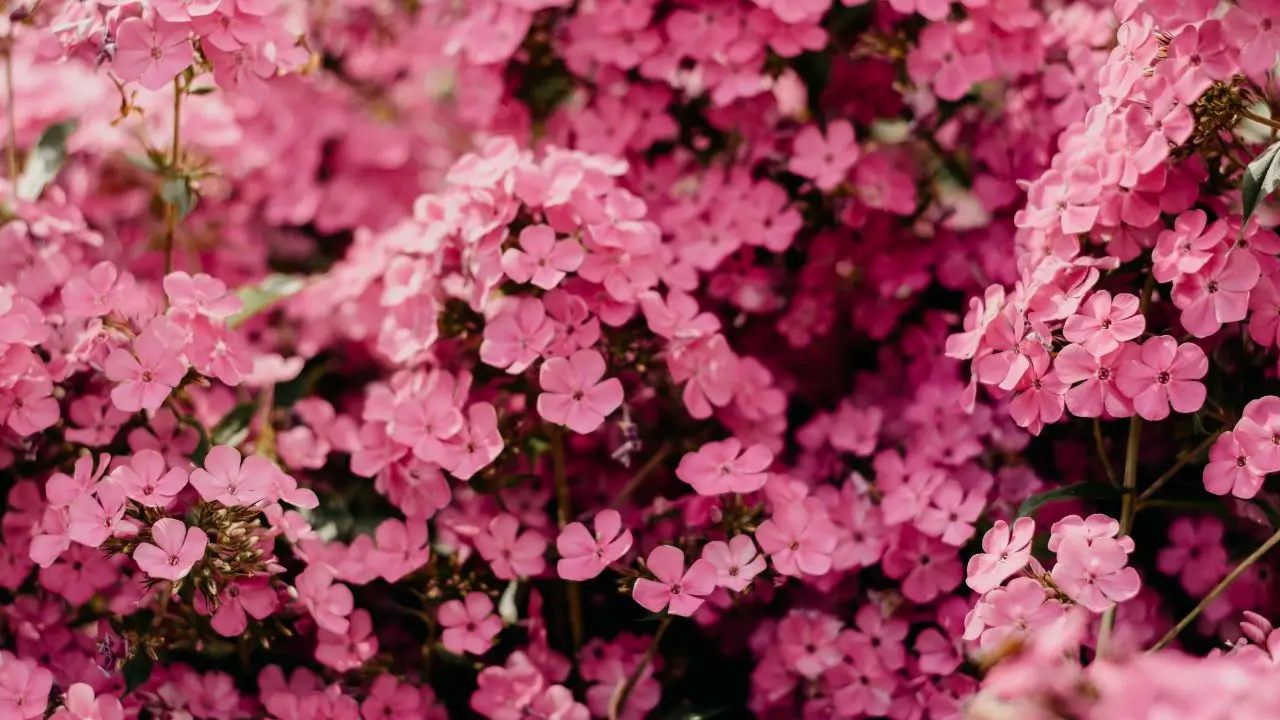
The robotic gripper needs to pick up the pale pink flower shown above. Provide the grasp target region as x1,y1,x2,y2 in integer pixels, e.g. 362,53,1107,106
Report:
632,545,716,617
1051,536,1141,612
754,501,838,577
295,565,355,634
480,297,555,374
1203,430,1271,499
536,349,624,434
965,517,1035,593
675,439,772,496
103,331,186,412
474,514,547,579
501,225,584,289
788,119,859,191
1062,291,1145,357
133,518,208,581
50,682,124,720
67,480,129,548
189,445,274,506
439,592,503,655
112,18,195,91
369,519,431,583
699,535,766,592
556,509,633,581
111,449,187,507
1115,336,1207,421
209,579,279,637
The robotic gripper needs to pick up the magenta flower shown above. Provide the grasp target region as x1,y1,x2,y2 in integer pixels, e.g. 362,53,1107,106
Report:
1055,343,1135,419
700,535,766,592
103,331,186,413
1156,517,1228,596
1062,291,1145,357
1172,250,1261,338
209,579,279,637
965,517,1035,593
162,271,243,318
555,509,633,581
915,479,985,547
480,297,555,374
536,349,624,434
442,402,505,481
1236,395,1280,471
0,656,53,719
438,592,503,655
788,119,859,191
632,545,716,617
295,565,355,634
474,514,547,579
111,449,187,507
133,518,208,581
1203,430,1271,499
501,225,584,290
112,18,195,92
1115,336,1208,421
675,439,773,496
754,501,839,577
67,480,129,548
189,445,275,506
369,518,431,583
882,528,964,603
315,608,378,672
1152,209,1227,283
1050,536,1141,613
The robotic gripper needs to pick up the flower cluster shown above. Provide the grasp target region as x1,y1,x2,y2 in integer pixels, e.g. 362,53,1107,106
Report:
3,0,1280,718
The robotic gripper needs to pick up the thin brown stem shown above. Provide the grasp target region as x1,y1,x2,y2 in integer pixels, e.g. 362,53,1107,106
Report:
1136,429,1224,503
1150,526,1280,652
609,615,671,720
549,424,583,654
1093,418,1117,487
162,76,182,276
1240,107,1280,131
611,442,672,511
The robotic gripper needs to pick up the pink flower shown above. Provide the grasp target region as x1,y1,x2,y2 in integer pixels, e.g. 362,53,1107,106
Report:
556,509,633,581
60,262,123,319
915,479,985,546
788,120,859,191
112,18,195,91
632,545,717,617
1156,517,1227,596
162,271,243,318
111,449,187,507
675,439,772,496
0,656,53,719
1172,250,1260,338
501,225,584,289
295,565,355,634
480,297,555,374
46,454,110,509
637,289,720,341
189,444,274,506
1062,291,1145,357
1236,395,1280,471
1153,210,1227,283
474,514,547,579
966,577,1065,651
439,592,503,655
1055,343,1135,419
442,402,505,481
50,682,124,720
316,608,378,672
369,519,431,583
699,535,766,592
777,610,843,679
754,501,838,577
67,480,129,548
153,0,221,22
1050,536,1141,613
103,331,186,412
209,579,279,637
966,517,1035,593
1007,353,1067,434
133,518,208,581
1115,336,1208,421
1203,430,1271,499
536,349,624,434
882,529,964,604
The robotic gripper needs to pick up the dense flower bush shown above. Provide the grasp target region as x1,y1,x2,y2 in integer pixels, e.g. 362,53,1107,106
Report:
4,0,1280,717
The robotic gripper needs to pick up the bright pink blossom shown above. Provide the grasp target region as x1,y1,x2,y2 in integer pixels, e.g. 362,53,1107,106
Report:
966,517,1035,593
189,445,275,506
788,120,859,191
632,545,716,617
700,535,766,592
501,225,584,289
536,349,624,434
439,592,503,655
133,518,208,581
1115,336,1208,421
103,331,186,412
556,509,633,581
112,18,195,91
675,439,772,496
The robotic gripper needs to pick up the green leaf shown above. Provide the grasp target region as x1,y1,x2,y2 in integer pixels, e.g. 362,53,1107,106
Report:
1241,139,1280,232
1016,482,1121,518
122,653,154,695
228,273,307,328
160,176,197,220
16,119,78,200
210,402,257,447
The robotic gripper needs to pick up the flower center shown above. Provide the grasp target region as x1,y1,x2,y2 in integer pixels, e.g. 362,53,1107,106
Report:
1157,371,1171,384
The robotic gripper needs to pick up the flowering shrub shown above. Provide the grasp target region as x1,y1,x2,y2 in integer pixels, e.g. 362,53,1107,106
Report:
5,0,1280,718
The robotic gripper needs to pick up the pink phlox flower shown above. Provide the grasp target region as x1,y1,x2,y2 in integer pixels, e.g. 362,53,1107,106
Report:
754,499,838,577
67,479,130,548
1203,429,1272,499
1047,513,1130,552
1007,352,1068,435
879,469,944,527
699,534,766,592
1235,395,1280,471
632,544,717,617
50,682,125,720
391,391,465,465
46,453,111,509
442,402,505,481
556,508,633,581
1115,335,1207,421
1017,166,1102,235
316,609,378,672
370,518,431,583
163,271,244,318
1054,343,1135,419
133,517,208,581
972,305,1050,391
439,592,503,655
914,478,986,547
1156,516,1228,596
637,289,721,341
475,513,548,579
359,675,425,720
788,119,859,191
295,565,355,634
1172,249,1260,338
1152,210,1228,283
103,330,187,412
1226,0,1280,78
881,528,964,603
112,18,195,91
1050,535,1141,612
667,333,738,419
480,297,556,374
501,225,584,290
153,0,221,22
1062,291,1145,357
0,653,53,720
536,349,624,434
965,577,1065,652
60,261,125,319
207,578,279,637
111,449,187,507
777,610,843,679
675,438,772,496
965,516,1035,593
128,408,201,467
189,444,275,506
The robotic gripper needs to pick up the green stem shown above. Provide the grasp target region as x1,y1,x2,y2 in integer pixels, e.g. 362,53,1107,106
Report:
1136,429,1223,503
1093,418,1117,487
549,424,583,654
610,443,671,510
609,615,671,720
1150,526,1280,652
163,76,182,276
